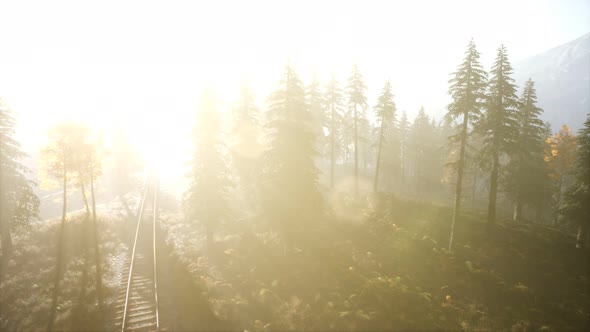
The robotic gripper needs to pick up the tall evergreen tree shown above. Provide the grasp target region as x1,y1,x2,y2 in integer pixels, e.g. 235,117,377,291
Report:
233,83,259,126
561,113,590,248
504,79,548,221
444,40,488,251
0,99,39,322
479,45,519,225
306,74,325,158
546,125,577,224
230,83,262,203
0,100,39,258
324,75,344,189
410,107,434,194
260,65,322,250
373,80,397,192
398,111,410,187
346,65,368,195
183,89,231,245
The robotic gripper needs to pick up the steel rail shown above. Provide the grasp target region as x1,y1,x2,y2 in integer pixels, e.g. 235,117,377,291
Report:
152,176,160,331
120,176,151,332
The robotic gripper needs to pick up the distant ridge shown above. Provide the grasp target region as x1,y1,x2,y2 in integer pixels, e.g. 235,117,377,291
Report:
513,32,590,132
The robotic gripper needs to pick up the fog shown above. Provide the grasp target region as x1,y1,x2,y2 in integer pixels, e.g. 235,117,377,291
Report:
1,1,589,331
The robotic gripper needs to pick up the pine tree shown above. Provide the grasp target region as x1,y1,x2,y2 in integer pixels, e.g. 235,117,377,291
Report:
373,80,397,192
230,83,262,203
410,107,433,194
539,122,556,221
0,100,39,258
183,89,231,245
260,65,322,250
346,65,368,195
234,83,259,126
428,119,450,197
0,100,39,322
561,113,590,248
324,75,344,189
504,79,548,221
399,111,410,187
306,74,325,158
479,45,519,225
546,125,577,224
444,39,488,251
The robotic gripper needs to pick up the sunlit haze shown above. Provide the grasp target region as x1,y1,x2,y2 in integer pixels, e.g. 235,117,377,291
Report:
1,0,588,181
1,1,590,331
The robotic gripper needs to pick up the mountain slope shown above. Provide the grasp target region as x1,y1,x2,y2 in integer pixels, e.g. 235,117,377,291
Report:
513,32,590,131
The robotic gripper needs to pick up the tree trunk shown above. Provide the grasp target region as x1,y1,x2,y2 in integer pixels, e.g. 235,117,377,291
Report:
0,121,12,288
554,175,563,225
77,178,91,308
90,168,104,319
576,222,588,249
354,104,359,196
0,189,12,259
512,198,522,222
487,150,499,225
471,169,478,209
400,145,405,187
48,158,67,332
449,111,469,252
330,105,335,190
373,121,385,193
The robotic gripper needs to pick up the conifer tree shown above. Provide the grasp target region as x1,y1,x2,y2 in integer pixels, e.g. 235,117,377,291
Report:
0,100,39,259
183,89,230,245
398,111,410,187
504,79,548,221
410,107,433,194
306,75,325,158
479,45,519,225
373,80,397,192
539,121,556,220
0,99,39,323
230,83,262,202
444,40,488,251
561,113,590,248
346,65,368,195
260,65,322,250
546,125,577,223
324,75,344,189
234,83,259,126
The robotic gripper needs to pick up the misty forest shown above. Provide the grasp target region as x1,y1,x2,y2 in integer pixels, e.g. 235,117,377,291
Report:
1,2,590,332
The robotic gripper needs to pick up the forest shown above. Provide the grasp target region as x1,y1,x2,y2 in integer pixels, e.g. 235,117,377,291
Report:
1,24,590,332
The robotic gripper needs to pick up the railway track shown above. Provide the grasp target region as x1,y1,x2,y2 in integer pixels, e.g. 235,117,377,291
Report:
116,176,160,332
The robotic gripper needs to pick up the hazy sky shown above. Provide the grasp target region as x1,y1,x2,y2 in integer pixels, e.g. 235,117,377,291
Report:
0,0,588,169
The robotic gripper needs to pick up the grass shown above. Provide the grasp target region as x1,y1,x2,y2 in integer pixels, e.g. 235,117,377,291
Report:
0,212,129,331
161,193,589,331
2,194,588,331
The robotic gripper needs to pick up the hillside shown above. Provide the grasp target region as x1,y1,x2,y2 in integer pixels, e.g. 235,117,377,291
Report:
1,193,588,331
160,195,590,331
513,32,590,131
